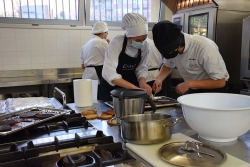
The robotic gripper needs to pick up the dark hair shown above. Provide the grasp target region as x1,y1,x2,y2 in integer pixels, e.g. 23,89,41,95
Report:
94,33,102,36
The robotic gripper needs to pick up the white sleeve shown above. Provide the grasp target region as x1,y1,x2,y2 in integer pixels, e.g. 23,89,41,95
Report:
102,37,122,86
199,44,229,80
163,58,175,68
135,41,149,80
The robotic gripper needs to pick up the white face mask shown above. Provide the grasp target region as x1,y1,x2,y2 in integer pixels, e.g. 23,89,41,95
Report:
131,40,145,49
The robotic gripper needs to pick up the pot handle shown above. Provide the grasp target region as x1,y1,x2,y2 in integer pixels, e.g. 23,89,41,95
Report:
163,117,183,128
118,91,124,101
145,94,157,113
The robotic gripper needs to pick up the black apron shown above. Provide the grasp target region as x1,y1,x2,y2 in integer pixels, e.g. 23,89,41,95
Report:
85,65,103,100
99,35,142,101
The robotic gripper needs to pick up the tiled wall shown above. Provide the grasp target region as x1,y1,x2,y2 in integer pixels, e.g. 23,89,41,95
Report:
0,28,124,71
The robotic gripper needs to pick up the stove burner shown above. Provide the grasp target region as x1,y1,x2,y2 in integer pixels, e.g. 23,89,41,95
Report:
56,154,95,167
63,154,86,167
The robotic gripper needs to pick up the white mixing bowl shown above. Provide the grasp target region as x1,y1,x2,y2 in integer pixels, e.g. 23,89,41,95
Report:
177,93,250,142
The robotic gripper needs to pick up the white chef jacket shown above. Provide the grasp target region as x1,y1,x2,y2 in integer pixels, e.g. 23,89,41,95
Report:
146,38,163,82
102,35,149,86
164,33,229,81
80,35,108,81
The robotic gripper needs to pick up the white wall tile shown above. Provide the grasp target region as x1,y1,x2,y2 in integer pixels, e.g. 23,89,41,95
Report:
57,53,69,63
43,29,56,38
16,38,30,51
69,37,81,51
2,56,18,65
44,64,57,69
44,56,57,63
32,56,44,64
44,50,57,57
18,56,32,64
70,50,81,63
58,63,70,68
1,38,16,51
30,38,44,51
44,38,57,51
0,41,1,51
30,29,44,37
0,66,3,71
0,54,2,64
69,30,81,38
32,63,44,69
3,64,18,71
56,30,68,38
81,30,92,38
18,64,32,70
57,38,69,50
69,62,81,68
17,51,30,58
2,52,16,57
0,28,15,38
31,50,44,58
15,29,30,38
57,50,69,58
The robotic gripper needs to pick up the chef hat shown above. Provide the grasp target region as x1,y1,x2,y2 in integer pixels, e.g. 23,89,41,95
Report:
92,21,108,34
121,13,148,37
152,20,182,57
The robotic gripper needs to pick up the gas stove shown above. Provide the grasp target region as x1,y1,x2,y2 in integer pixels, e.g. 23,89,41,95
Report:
0,111,135,167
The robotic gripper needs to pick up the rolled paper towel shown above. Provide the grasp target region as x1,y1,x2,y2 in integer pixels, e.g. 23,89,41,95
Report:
73,79,92,107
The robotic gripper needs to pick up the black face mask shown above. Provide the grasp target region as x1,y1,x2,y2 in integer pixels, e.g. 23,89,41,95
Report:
163,50,179,59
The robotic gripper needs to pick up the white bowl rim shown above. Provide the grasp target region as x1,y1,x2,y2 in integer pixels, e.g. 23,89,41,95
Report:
177,93,250,111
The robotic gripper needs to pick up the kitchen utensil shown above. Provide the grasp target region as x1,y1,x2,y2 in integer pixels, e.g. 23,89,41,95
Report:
110,88,157,123
177,93,250,142
158,140,227,167
181,147,215,158
119,113,182,144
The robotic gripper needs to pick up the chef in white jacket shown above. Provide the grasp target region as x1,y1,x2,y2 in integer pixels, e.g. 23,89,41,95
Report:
146,37,164,95
152,20,229,95
80,21,109,81
100,13,152,101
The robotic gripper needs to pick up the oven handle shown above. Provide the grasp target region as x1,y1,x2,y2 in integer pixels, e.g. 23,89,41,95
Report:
53,87,67,109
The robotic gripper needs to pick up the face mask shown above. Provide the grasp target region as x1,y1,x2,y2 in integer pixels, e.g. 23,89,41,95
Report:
131,40,144,49
163,50,179,59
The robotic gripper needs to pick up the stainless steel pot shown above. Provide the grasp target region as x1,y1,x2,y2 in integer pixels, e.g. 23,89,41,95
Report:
119,113,183,144
110,88,156,123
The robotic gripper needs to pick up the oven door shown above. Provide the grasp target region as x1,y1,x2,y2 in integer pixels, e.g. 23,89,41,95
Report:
183,6,217,41
240,16,250,80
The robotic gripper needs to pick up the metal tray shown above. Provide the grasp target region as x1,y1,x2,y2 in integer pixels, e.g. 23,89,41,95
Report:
0,107,70,136
5,97,64,114
158,141,227,167
0,100,6,114
104,96,179,109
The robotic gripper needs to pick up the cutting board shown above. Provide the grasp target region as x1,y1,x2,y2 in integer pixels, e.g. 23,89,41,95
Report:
126,133,250,167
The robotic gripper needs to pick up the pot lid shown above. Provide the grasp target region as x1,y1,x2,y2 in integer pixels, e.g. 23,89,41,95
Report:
110,88,147,98
158,140,227,167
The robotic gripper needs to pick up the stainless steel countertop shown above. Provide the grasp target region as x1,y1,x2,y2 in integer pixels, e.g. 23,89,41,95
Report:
67,102,250,166
0,68,82,87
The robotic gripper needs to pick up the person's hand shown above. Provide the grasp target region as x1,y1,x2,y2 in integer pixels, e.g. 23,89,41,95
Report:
175,81,190,95
140,83,152,95
106,39,110,44
153,79,162,94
